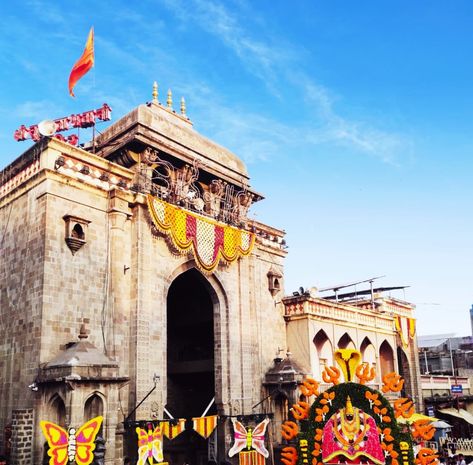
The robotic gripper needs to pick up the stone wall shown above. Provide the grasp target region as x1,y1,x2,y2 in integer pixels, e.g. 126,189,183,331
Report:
0,179,47,453
10,409,33,465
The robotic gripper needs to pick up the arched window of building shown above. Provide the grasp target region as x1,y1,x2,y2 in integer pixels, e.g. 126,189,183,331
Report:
360,337,376,367
379,340,395,377
273,392,288,442
84,393,105,438
313,329,333,376
397,347,411,398
84,393,104,419
43,395,66,465
49,394,66,427
338,333,356,350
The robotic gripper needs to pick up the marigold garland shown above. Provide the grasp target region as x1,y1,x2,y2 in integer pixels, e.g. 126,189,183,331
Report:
147,195,255,273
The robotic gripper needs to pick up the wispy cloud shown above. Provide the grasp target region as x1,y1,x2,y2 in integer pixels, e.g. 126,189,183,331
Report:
13,100,63,122
161,0,409,164
25,0,68,26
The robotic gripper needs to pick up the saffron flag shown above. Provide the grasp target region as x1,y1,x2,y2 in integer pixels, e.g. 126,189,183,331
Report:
68,27,94,97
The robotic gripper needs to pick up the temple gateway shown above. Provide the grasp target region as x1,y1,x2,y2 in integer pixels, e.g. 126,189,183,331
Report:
0,88,421,465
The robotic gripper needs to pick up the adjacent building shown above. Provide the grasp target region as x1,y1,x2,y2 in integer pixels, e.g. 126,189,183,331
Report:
419,333,473,438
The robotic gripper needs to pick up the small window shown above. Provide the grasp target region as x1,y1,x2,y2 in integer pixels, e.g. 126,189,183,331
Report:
63,215,91,255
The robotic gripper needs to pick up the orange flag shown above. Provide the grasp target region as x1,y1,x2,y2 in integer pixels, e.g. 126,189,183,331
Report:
68,27,94,97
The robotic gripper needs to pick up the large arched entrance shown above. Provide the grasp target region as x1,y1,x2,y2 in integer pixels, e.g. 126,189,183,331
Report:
166,268,217,465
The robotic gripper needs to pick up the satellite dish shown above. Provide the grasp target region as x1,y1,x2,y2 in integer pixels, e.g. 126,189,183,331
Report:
308,286,318,298
38,120,57,137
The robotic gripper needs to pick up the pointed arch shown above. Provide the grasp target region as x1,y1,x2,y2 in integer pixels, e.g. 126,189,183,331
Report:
397,347,411,398
48,394,66,427
165,263,224,463
313,329,333,377
166,259,228,309
379,340,395,377
273,391,289,442
360,336,376,368
337,333,356,350
84,392,105,419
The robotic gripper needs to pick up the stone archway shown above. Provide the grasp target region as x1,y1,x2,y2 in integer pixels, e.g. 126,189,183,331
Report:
166,267,219,465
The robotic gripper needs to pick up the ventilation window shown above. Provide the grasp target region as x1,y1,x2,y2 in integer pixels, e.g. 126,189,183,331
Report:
71,223,85,240
63,215,91,255
267,268,283,296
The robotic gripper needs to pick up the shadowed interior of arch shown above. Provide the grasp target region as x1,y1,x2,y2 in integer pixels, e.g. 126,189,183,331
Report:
166,268,217,465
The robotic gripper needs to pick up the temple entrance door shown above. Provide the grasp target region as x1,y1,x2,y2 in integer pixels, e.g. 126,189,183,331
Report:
166,268,217,465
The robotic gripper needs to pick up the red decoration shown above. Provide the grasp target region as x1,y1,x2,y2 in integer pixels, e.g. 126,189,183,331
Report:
13,104,112,143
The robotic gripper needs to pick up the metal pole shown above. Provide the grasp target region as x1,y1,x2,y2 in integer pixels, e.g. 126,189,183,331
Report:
449,339,455,377
200,397,215,418
124,381,157,422
370,280,374,309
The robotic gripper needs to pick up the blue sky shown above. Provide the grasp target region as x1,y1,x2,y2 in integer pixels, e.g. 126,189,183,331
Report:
1,1,472,336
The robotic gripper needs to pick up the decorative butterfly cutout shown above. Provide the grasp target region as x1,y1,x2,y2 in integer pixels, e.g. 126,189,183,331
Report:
136,424,164,465
228,417,270,458
40,416,103,465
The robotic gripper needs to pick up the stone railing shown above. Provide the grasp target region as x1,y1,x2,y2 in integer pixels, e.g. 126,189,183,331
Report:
284,298,393,332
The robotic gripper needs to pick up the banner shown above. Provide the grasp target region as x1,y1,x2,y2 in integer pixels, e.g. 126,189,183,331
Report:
159,419,186,440
192,415,218,439
395,316,416,348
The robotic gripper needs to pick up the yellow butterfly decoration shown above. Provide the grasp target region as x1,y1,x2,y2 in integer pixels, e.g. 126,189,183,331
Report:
40,416,103,465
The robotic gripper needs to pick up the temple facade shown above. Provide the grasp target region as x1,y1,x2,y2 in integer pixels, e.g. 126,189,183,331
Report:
0,91,421,465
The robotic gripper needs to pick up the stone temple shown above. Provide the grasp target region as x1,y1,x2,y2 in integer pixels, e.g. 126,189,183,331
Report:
0,88,422,465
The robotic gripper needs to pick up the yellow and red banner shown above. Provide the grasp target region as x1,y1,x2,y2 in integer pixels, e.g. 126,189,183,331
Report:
69,27,94,97
395,316,416,348
192,415,218,439
160,419,186,439
147,195,255,273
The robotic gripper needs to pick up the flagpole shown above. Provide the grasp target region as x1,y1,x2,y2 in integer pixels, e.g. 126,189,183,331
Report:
200,397,215,418
92,26,96,153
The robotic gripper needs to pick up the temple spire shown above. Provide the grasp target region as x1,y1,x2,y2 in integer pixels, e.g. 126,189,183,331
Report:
180,97,186,116
167,89,173,109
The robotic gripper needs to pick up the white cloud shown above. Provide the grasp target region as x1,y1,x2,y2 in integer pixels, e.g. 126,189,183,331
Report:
13,100,62,122
161,0,410,164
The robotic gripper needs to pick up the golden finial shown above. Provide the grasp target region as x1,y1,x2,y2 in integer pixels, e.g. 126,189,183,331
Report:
152,81,158,102
167,89,173,109
180,97,186,116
